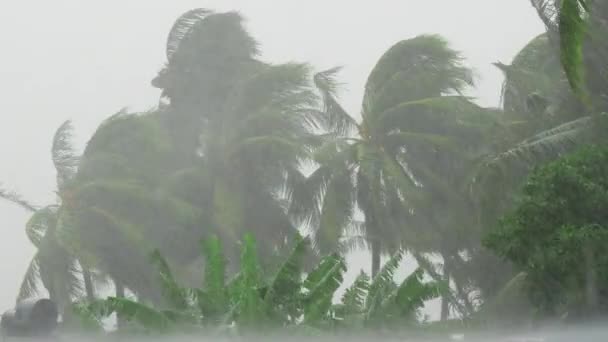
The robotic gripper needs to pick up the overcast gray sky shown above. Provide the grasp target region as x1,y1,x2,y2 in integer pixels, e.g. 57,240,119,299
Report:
0,0,543,317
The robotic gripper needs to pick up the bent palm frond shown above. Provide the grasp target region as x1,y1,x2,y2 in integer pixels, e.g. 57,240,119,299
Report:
313,67,359,136
52,120,79,190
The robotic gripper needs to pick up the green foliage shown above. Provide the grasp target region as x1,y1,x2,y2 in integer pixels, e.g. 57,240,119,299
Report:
76,234,439,335
485,145,608,316
559,0,589,103
18,2,608,335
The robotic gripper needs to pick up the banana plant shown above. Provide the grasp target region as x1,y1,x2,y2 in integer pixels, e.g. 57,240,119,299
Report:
74,234,442,335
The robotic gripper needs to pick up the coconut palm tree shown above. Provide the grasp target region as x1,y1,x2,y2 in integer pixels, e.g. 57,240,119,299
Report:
292,35,484,278
1,121,96,313
486,0,608,170
150,9,323,269
63,9,324,297
476,0,608,221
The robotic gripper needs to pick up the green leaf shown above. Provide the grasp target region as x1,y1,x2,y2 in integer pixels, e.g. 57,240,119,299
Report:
302,253,347,325
559,0,590,104
264,233,310,320
313,67,360,136
25,205,58,247
340,271,370,316
88,297,172,333
394,268,442,317
200,235,227,318
234,233,266,327
149,250,190,310
365,249,404,320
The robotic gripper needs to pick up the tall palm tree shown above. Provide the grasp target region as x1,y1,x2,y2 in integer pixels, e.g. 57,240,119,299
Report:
1,121,96,313
476,0,608,218
61,111,198,303
150,9,323,269
487,0,608,169
466,0,607,311
63,8,324,297
293,35,481,277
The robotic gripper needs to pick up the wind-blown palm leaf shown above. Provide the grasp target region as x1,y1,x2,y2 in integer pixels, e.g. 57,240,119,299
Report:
233,63,316,118
18,253,42,301
531,0,561,34
25,205,58,247
559,0,590,103
0,185,38,212
485,115,595,171
376,96,490,136
363,35,473,116
52,120,79,190
166,8,213,61
313,67,359,136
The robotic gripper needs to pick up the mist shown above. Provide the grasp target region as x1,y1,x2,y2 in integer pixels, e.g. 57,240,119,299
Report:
2,0,608,341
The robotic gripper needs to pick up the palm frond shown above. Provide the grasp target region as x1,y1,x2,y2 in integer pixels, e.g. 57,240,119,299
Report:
376,96,491,137
363,35,473,116
52,120,79,190
18,253,42,301
338,234,370,255
166,8,213,61
485,115,594,171
25,205,58,247
530,0,561,34
0,185,38,212
313,67,359,136
234,62,316,117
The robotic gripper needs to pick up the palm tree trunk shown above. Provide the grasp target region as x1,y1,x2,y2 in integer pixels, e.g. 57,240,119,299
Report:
114,279,126,329
440,251,451,321
82,269,95,302
371,238,381,277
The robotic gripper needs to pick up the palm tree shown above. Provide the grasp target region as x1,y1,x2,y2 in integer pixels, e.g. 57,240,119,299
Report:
150,9,323,269
487,0,608,169
466,0,607,312
1,121,96,313
61,111,198,303
476,0,608,219
63,9,324,297
293,35,482,278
